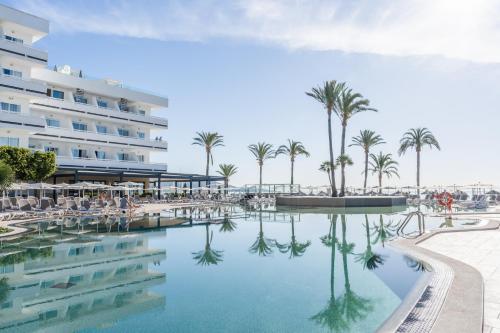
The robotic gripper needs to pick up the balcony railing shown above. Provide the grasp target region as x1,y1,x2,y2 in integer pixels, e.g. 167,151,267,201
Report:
56,156,168,171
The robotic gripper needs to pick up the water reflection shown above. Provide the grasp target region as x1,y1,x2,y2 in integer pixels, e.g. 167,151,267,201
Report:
371,215,397,247
219,214,237,233
404,255,432,272
276,216,311,258
249,209,277,257
355,215,386,270
192,224,224,266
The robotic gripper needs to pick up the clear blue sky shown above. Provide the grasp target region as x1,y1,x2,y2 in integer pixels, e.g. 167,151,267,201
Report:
8,0,500,187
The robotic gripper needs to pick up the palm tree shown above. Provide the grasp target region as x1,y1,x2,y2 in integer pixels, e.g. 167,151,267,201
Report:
338,215,373,323
369,152,399,194
306,80,346,197
335,89,377,196
350,130,385,194
0,161,14,209
192,131,224,177
192,224,224,266
276,139,310,185
217,163,238,195
355,215,385,270
311,214,348,332
248,142,276,195
219,214,237,232
319,161,335,189
398,128,440,196
371,215,396,247
276,216,311,258
249,208,277,256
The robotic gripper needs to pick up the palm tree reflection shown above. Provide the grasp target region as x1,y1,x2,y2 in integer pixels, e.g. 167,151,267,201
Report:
404,255,432,272
249,209,277,256
277,216,311,258
355,215,386,270
371,214,396,247
219,214,237,233
192,224,224,266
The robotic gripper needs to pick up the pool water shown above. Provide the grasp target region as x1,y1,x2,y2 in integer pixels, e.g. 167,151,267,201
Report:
0,206,434,332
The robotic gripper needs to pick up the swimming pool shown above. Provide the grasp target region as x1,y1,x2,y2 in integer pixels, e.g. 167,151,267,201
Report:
0,205,448,332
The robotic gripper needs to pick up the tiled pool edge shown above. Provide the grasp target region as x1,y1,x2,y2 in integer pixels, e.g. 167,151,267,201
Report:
380,221,500,333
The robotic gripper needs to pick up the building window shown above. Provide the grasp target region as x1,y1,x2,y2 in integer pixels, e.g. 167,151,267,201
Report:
72,122,87,132
1,102,20,113
71,149,88,159
40,280,54,289
0,137,19,147
68,275,83,284
138,109,146,115
2,68,22,78
137,155,144,162
97,99,108,108
117,128,129,137
137,131,145,139
45,118,60,127
117,153,129,161
95,151,106,160
0,264,14,274
0,301,12,309
74,95,87,104
44,147,59,155
47,89,65,100
4,35,23,44
96,125,107,134
93,245,105,253
68,247,85,256
93,271,105,280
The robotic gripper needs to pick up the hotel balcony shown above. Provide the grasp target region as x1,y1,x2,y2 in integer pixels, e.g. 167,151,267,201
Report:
0,37,48,65
31,96,168,129
34,126,168,151
0,110,46,130
56,156,168,172
0,74,46,97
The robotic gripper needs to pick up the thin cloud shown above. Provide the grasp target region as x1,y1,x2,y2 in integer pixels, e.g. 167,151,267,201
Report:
15,0,500,63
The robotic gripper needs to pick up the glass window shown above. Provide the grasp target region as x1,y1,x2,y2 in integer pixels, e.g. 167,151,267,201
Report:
0,264,14,274
137,132,145,139
93,271,105,280
4,35,23,44
117,153,129,161
115,267,127,276
40,280,54,289
117,128,129,137
68,275,83,284
0,301,12,309
95,151,106,160
74,95,87,104
138,109,146,115
1,102,20,112
93,245,104,253
2,68,22,78
44,147,59,155
71,149,88,159
45,118,60,127
96,125,107,134
51,90,65,100
137,155,145,162
72,122,87,132
97,99,108,108
0,137,19,147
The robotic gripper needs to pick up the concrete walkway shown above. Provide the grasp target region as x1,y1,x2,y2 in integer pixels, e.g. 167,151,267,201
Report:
419,224,500,332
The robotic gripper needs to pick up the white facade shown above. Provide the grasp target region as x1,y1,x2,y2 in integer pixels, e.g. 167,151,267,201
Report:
0,4,169,175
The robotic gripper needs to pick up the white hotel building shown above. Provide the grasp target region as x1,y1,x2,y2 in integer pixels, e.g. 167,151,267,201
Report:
0,4,221,191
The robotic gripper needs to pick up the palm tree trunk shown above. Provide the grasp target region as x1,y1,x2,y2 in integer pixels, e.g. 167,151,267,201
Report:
331,215,337,297
341,215,350,291
416,149,421,197
378,172,382,194
363,151,369,194
224,178,228,195
290,159,294,185
205,151,210,176
327,173,332,188
259,163,263,195
340,124,346,196
364,214,371,251
327,112,337,197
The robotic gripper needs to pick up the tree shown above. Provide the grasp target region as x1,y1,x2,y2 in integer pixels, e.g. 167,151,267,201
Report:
249,208,277,256
192,224,224,266
350,130,385,194
219,214,237,233
398,128,440,196
319,161,335,189
0,161,14,195
0,146,32,180
217,164,238,195
192,131,224,177
355,215,385,270
369,152,399,193
29,151,56,182
248,142,276,195
335,89,377,196
276,216,311,258
276,139,310,185
306,80,346,197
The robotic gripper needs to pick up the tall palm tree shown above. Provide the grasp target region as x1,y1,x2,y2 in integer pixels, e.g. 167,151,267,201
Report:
192,224,224,266
319,161,335,189
249,208,276,256
276,139,310,185
217,163,238,195
349,130,385,194
248,142,276,195
355,215,385,270
306,80,346,197
369,152,399,194
398,128,440,196
276,216,311,258
192,131,224,177
335,89,377,196
311,214,348,331
338,215,373,323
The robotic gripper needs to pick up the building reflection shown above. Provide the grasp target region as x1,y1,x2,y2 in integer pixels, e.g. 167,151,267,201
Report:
0,232,166,332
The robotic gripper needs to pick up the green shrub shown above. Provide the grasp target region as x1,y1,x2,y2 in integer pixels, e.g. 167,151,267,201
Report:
0,146,56,181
